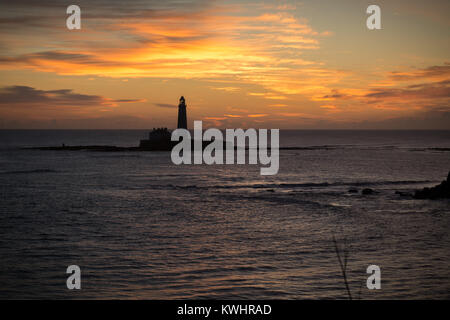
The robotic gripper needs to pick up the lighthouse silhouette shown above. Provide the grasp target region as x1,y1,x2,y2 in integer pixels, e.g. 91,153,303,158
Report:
177,96,187,129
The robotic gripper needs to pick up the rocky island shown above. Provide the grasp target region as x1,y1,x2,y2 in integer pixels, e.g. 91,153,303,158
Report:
414,171,450,199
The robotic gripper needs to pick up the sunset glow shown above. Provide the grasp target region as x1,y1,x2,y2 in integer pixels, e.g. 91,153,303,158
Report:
0,0,449,129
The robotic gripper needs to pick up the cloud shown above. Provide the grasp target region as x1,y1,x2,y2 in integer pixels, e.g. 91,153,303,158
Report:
320,105,337,109
248,92,288,100
364,80,450,101
0,85,143,108
114,99,146,103
0,51,101,64
223,114,242,118
319,90,352,101
154,103,177,108
0,1,328,92
315,64,450,114
210,87,240,92
388,63,450,81
247,114,268,118
204,116,227,120
0,115,154,130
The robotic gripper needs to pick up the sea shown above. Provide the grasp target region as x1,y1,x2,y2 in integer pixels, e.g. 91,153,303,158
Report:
0,130,449,299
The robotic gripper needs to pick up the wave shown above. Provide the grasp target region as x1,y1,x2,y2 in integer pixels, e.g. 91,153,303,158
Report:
88,154,142,158
280,144,400,150
283,145,450,152
151,179,434,191
409,147,450,152
0,169,58,175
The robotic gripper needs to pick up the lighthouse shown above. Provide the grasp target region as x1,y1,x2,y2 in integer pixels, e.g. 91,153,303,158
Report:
177,96,187,129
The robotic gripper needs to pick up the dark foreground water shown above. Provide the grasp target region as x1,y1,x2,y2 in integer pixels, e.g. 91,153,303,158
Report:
0,130,449,299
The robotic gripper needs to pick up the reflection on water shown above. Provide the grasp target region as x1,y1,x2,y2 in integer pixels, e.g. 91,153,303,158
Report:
0,130,449,299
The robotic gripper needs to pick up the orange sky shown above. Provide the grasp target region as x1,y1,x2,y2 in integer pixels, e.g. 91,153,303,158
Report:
0,0,449,129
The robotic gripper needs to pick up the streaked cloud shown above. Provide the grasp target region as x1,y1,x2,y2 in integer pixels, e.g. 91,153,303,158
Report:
154,103,177,108
388,63,450,82
0,1,328,92
365,80,450,101
0,85,143,108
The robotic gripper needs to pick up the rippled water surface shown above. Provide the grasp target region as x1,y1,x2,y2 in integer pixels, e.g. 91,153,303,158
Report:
0,130,449,299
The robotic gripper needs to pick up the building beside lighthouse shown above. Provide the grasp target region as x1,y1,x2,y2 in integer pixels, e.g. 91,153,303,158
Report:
139,96,187,150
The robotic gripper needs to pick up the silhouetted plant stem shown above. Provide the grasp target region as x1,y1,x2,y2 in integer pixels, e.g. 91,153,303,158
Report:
333,234,352,300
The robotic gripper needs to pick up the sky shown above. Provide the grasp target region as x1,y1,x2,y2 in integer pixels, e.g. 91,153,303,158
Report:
0,0,449,129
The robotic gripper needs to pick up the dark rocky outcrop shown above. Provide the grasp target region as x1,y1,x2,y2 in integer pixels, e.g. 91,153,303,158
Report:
348,188,358,193
414,171,450,199
362,188,375,195
395,191,412,197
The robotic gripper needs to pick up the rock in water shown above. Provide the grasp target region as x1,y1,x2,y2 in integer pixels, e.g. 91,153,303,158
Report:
414,171,450,199
395,191,412,197
362,188,375,195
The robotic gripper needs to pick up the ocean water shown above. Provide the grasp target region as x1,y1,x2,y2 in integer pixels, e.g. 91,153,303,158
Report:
0,130,449,299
